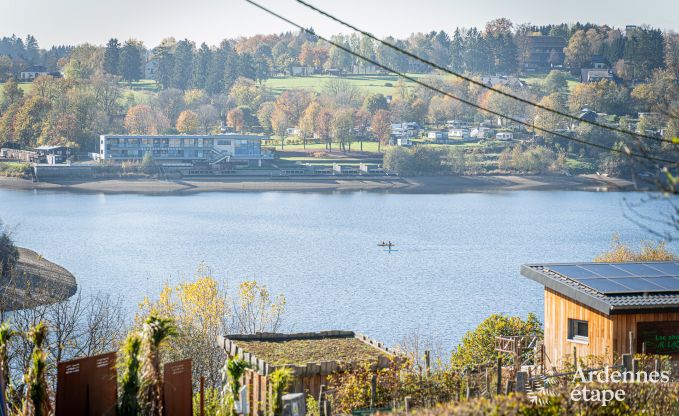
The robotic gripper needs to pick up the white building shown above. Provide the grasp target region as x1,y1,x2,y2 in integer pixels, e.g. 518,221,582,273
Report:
19,66,48,81
496,132,514,140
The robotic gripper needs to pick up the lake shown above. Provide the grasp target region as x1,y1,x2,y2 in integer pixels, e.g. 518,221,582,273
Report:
0,188,675,350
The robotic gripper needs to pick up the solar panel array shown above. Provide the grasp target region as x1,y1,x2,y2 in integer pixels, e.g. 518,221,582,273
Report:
546,263,679,295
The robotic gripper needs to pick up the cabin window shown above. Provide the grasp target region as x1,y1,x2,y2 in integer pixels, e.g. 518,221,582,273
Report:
568,319,589,343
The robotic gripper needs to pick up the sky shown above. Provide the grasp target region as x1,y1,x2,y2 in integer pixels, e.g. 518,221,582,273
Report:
2,0,679,48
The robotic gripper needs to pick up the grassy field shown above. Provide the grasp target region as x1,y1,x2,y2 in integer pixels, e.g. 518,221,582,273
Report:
521,73,580,92
264,73,423,96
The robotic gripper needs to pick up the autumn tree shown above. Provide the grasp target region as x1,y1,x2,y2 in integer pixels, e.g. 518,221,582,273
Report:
176,110,199,134
270,107,289,149
124,105,159,135
1,77,23,111
564,30,592,69
331,108,355,152
256,101,276,133
298,101,320,149
196,104,219,134
227,108,245,133
315,108,333,151
371,109,391,153
274,90,311,126
13,95,51,147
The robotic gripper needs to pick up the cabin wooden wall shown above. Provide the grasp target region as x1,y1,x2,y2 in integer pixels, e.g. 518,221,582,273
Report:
611,312,679,355
543,288,614,367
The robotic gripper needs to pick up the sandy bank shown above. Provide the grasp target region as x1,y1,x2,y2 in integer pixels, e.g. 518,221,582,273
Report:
0,174,635,195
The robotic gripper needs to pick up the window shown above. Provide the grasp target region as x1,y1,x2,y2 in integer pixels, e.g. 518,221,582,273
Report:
568,319,588,343
217,140,231,146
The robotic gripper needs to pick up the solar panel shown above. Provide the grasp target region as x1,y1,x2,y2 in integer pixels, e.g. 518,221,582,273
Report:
548,265,599,279
545,262,679,295
580,264,634,277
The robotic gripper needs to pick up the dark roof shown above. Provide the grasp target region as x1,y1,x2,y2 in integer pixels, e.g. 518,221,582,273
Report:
22,65,47,72
521,262,679,315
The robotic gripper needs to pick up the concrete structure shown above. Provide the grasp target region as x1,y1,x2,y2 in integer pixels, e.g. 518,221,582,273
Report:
522,262,679,367
99,134,272,167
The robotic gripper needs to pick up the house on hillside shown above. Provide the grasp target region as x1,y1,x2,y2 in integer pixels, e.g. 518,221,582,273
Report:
522,261,679,367
218,331,396,416
522,35,567,70
19,65,48,81
480,76,527,90
581,68,618,83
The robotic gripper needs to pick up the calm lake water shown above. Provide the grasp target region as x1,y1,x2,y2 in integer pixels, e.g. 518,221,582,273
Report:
0,188,675,349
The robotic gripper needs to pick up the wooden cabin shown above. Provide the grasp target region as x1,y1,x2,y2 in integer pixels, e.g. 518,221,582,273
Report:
217,331,395,416
522,262,679,367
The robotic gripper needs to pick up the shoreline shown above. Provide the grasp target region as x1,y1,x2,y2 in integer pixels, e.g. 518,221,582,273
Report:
0,174,636,195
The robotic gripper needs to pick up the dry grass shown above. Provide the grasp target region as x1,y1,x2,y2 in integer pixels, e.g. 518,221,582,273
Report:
235,337,387,366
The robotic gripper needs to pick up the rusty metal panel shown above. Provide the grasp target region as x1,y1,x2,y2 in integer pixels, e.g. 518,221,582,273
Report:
163,359,192,416
56,351,117,416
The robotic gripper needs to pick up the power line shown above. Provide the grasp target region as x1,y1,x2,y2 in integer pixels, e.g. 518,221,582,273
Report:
294,0,674,146
244,0,677,165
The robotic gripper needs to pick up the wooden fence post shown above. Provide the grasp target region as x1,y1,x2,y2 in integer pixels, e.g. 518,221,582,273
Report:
496,355,502,395
370,374,376,409
200,376,205,416
573,346,577,369
424,350,431,376
319,385,325,416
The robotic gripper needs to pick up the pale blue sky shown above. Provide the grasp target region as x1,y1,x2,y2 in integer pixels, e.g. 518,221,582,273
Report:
3,0,679,48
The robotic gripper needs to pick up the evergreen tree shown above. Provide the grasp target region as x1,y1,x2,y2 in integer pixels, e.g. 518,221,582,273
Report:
103,38,121,75
192,43,212,90
450,29,464,72
154,44,175,88
205,41,228,95
171,39,194,90
119,40,142,82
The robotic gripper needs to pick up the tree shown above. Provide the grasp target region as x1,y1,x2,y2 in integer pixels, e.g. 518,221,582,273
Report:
176,110,199,134
13,95,51,147
543,70,569,95
103,38,121,75
564,30,592,70
192,42,212,90
196,104,219,134
315,108,333,151
118,334,142,416
124,105,158,135
0,55,12,82
172,39,194,90
362,93,388,114
119,40,142,82
450,313,542,370
299,101,320,149
1,76,23,110
274,90,311,126
331,108,354,152
256,101,276,133
139,315,177,416
227,108,245,133
269,367,293,416
270,107,289,150
0,221,18,279
21,323,51,416
371,110,391,153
